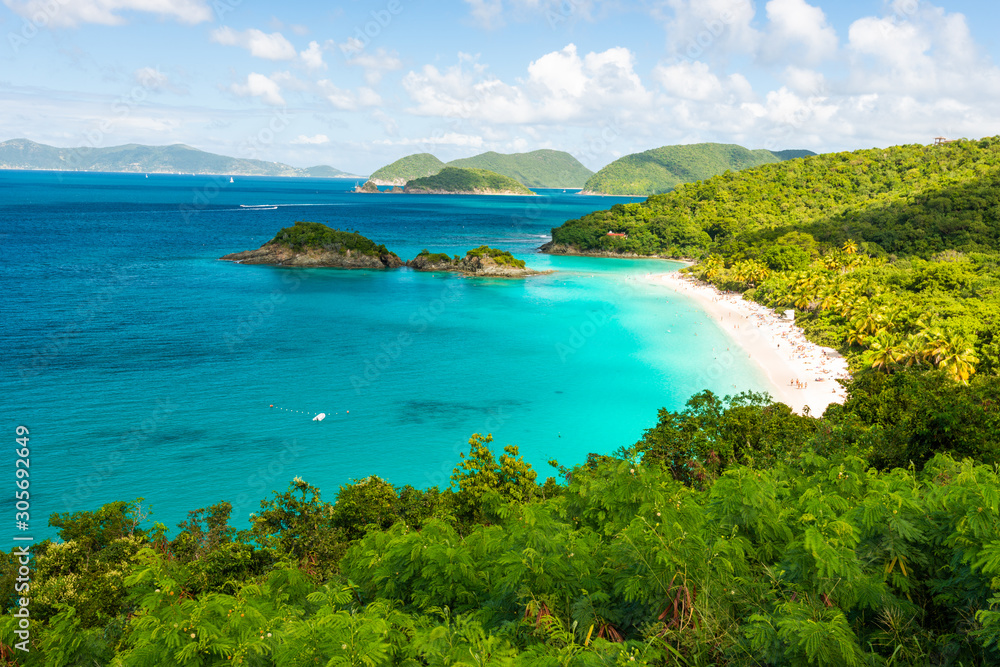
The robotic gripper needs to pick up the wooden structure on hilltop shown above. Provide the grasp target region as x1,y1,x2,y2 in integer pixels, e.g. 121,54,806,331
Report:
934,137,956,146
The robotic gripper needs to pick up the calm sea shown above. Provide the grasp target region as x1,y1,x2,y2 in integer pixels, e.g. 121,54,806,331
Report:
1,171,770,541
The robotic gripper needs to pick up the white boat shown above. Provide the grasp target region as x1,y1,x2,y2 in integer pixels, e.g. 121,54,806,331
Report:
230,177,234,183
313,413,326,422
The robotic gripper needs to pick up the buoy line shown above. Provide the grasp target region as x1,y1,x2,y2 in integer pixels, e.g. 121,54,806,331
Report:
269,404,349,421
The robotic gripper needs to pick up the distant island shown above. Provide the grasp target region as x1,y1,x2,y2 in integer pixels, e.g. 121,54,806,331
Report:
222,222,542,277
0,138,361,178
581,142,816,196
401,167,535,195
368,149,593,188
220,222,404,269
408,247,546,277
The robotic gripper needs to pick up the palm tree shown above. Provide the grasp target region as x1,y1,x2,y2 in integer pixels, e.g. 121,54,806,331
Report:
844,322,869,348
897,334,929,368
843,239,859,255
862,332,903,372
932,331,979,384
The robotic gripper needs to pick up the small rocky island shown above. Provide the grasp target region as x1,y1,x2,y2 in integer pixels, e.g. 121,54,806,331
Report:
407,247,547,277
353,167,536,195
221,222,544,277
220,221,404,268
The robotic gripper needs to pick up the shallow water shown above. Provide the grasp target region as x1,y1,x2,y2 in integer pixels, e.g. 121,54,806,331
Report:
1,171,770,540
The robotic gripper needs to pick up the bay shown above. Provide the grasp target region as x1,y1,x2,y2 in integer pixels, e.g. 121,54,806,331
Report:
1,171,771,541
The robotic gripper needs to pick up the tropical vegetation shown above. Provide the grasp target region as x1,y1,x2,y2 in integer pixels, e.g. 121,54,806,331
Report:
581,143,814,196
550,138,1000,380
405,167,535,195
7,139,1000,664
269,221,395,257
3,384,1000,664
465,245,527,268
368,153,446,185
447,149,593,188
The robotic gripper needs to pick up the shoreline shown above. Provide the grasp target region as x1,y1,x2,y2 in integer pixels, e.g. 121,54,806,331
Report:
651,271,850,416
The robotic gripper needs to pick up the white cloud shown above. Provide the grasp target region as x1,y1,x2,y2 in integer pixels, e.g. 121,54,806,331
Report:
654,60,753,102
318,80,381,110
347,48,403,85
230,73,285,106
376,132,485,147
134,67,168,91
845,4,1000,98
763,0,838,64
463,0,503,28
783,66,826,96
211,27,297,61
402,44,652,125
2,0,211,27
291,134,330,145
662,0,759,61
300,41,325,70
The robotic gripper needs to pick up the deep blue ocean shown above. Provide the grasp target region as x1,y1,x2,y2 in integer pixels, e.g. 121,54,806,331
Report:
1,171,771,542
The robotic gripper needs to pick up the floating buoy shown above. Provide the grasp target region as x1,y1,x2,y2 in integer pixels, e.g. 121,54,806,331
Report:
270,404,340,420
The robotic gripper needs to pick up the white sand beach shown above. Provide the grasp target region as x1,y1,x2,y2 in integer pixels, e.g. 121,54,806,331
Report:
652,271,851,416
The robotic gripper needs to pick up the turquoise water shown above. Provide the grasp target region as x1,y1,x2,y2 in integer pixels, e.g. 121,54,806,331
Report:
2,172,771,541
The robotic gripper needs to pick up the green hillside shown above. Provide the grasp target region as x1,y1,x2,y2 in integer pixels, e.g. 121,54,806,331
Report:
551,136,1000,379
0,138,355,177
404,167,534,194
368,153,445,185
582,142,814,195
446,149,593,188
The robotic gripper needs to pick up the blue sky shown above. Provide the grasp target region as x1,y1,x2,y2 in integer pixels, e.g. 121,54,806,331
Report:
2,0,999,174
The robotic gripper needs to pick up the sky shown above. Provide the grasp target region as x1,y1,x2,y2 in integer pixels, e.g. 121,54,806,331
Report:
2,0,1000,174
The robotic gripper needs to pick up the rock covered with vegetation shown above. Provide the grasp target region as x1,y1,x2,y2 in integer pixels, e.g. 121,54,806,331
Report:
352,179,379,193
404,167,535,195
408,246,543,277
580,142,814,196
220,221,403,268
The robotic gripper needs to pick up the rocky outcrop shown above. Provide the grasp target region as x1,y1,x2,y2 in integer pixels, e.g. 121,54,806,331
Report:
221,244,403,269
407,254,546,277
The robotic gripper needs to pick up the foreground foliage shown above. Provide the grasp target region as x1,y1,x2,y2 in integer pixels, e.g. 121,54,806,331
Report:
4,381,1000,665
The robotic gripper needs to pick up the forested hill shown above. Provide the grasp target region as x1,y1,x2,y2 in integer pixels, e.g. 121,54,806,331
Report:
368,153,446,185
368,149,593,188
447,149,593,188
0,138,355,177
582,142,815,195
550,136,1000,383
552,138,1000,259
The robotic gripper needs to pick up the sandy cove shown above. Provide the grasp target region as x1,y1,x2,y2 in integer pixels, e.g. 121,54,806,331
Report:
653,271,851,416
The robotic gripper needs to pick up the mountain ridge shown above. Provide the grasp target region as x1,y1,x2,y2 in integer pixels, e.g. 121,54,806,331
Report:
369,149,593,188
0,138,360,178
581,142,817,196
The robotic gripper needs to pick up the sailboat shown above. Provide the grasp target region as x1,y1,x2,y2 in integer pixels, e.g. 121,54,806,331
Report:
229,176,234,183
